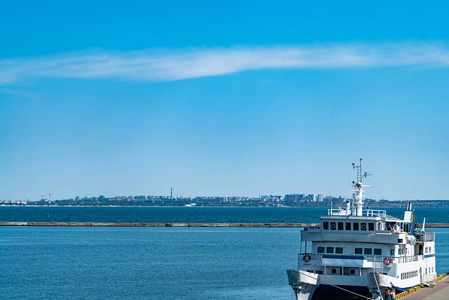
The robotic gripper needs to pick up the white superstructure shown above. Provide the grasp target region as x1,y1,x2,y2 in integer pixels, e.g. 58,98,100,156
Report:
287,159,437,300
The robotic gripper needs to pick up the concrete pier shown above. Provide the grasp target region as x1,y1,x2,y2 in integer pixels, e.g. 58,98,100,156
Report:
397,274,449,299
0,222,319,227
0,222,448,227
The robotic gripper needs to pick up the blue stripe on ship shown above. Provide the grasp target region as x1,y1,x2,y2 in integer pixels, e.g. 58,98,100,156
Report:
322,255,365,260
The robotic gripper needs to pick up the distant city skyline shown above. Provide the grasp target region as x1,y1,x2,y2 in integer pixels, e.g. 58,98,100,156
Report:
1,1,448,201
2,190,446,203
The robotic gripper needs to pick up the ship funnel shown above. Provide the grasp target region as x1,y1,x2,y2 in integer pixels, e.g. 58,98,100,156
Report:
404,202,414,222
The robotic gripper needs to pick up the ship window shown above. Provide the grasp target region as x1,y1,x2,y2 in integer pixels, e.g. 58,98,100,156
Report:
338,222,343,230
330,222,336,230
317,247,325,254
355,248,363,254
390,249,395,256
369,223,375,231
353,223,359,230
350,269,355,275
326,247,334,253
345,222,351,230
364,248,372,255
323,222,329,230
361,223,367,231
336,247,343,254
374,248,382,255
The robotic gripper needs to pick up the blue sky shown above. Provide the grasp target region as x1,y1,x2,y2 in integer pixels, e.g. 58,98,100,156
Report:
1,1,448,200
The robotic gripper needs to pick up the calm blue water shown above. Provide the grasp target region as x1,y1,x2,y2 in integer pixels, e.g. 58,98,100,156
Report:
1,206,448,223
0,227,300,299
1,207,449,299
1,227,449,300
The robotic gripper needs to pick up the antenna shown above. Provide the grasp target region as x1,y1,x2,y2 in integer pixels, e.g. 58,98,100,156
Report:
351,158,372,216
421,218,426,232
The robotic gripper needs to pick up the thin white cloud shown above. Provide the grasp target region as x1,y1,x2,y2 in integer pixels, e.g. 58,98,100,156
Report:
1,43,449,84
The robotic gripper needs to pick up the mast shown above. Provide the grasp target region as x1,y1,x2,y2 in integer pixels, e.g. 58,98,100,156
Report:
352,158,371,216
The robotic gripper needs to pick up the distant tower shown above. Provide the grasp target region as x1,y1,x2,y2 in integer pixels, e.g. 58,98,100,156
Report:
308,194,316,202
170,188,173,199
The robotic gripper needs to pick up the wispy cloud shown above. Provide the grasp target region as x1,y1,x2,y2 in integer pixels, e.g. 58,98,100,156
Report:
1,43,449,84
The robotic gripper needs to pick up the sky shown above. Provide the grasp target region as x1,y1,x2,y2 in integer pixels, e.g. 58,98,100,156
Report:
1,0,448,201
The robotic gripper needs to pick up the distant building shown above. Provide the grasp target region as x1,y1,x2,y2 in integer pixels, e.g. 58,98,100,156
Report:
317,194,323,202
285,194,306,202
134,195,146,201
308,194,316,202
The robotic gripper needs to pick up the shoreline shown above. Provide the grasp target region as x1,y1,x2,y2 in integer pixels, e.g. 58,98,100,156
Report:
1,222,449,228
3,205,449,209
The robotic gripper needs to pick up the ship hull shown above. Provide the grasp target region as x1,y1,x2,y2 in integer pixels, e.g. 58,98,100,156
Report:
287,269,429,300
312,285,371,300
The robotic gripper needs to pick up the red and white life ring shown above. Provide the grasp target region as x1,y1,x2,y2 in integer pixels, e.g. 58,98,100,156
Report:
303,254,312,262
384,257,392,265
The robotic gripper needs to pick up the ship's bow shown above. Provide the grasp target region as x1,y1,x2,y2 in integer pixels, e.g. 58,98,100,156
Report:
287,269,318,300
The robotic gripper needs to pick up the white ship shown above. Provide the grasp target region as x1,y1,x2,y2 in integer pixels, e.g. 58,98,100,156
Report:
287,159,437,300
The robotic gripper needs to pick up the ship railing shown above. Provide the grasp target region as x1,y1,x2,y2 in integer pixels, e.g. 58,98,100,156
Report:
366,254,425,264
297,253,321,267
394,255,425,264
328,208,349,215
298,253,321,260
416,232,435,242
297,253,426,268
363,209,386,218
327,208,386,218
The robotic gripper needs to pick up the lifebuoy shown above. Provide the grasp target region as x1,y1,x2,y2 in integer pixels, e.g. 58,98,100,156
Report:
303,254,312,262
384,257,391,265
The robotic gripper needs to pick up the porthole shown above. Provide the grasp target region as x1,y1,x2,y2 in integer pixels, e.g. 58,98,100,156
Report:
350,269,355,275
331,268,337,274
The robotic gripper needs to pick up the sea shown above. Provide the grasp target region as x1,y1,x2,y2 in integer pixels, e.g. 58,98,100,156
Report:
1,206,448,300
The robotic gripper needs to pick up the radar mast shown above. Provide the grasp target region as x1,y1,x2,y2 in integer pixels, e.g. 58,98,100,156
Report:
352,158,371,216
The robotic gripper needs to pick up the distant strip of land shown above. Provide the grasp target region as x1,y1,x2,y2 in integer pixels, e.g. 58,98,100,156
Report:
3,196,449,207
1,222,449,228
